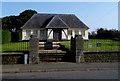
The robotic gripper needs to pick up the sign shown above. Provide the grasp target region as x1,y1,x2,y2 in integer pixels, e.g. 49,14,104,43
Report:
96,43,102,47
44,42,53,50
88,43,92,48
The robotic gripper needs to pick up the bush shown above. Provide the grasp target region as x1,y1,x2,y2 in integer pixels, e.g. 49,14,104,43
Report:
11,32,22,42
0,30,11,44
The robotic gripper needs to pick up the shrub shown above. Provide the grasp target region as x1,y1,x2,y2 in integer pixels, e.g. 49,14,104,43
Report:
0,30,11,44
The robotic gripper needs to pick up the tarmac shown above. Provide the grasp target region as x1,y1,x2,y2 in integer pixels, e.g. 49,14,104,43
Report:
2,62,119,73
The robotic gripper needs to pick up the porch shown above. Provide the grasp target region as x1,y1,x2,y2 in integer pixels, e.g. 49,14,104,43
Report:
22,28,70,41
22,28,88,41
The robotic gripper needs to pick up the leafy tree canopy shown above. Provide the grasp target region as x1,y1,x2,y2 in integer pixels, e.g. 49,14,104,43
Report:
2,9,37,32
89,28,120,40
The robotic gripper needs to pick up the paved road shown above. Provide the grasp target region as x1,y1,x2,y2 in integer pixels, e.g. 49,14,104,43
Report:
2,70,118,79
2,63,120,80
2,62,119,72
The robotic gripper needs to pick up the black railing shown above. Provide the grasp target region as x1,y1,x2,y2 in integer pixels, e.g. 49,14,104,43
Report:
84,39,120,51
1,40,29,53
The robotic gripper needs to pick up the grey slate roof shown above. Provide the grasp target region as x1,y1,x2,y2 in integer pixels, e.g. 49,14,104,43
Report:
46,15,69,28
21,13,89,29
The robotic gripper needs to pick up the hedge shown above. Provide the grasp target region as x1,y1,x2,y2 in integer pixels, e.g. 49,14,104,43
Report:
0,30,11,44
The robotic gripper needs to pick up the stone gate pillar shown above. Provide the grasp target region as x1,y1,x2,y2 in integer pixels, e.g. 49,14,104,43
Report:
29,35,39,64
75,35,84,63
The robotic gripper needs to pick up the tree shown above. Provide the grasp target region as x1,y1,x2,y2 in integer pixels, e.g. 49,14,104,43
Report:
92,28,120,40
2,9,37,32
18,9,37,27
96,28,104,39
2,16,19,32
89,31,97,39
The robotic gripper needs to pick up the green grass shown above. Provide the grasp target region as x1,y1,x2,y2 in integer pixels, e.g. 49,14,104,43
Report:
0,42,29,53
60,39,120,51
0,39,120,53
60,41,70,50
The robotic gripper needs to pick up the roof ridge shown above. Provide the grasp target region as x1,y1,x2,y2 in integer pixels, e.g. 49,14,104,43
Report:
46,15,69,28
37,13,74,15
55,15,69,27
46,16,55,28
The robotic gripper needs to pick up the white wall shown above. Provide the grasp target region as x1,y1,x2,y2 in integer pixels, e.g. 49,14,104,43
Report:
22,30,39,40
31,30,33,35
22,30,32,40
67,29,89,40
38,30,40,39
22,30,26,40
62,29,68,39
48,29,53,39
22,29,89,40
82,30,88,40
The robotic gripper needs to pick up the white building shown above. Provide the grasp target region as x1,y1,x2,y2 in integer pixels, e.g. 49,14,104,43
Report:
21,13,89,41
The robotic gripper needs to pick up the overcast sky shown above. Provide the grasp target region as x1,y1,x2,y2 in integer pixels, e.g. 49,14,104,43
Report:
2,2,118,32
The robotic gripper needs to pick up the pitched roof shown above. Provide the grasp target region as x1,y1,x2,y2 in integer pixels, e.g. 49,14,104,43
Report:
21,13,89,29
46,15,69,28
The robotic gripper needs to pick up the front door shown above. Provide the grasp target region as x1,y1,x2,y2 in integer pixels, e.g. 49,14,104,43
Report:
53,29,62,41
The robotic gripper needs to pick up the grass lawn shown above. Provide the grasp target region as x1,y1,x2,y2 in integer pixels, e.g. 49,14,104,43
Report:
0,42,29,53
0,39,120,53
60,39,120,51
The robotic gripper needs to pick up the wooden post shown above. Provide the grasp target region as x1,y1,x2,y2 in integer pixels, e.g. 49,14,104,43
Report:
29,35,39,64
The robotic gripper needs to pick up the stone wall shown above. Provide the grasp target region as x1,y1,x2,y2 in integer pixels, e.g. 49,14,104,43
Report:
84,51,120,62
1,53,24,64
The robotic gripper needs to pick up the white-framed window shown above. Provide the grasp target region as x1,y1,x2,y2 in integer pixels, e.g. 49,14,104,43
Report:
81,30,85,36
75,30,79,35
26,30,31,36
33,30,38,36
26,30,31,39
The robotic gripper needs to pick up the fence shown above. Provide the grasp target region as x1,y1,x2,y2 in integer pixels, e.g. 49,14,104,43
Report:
1,40,29,64
84,39,120,51
0,40,29,53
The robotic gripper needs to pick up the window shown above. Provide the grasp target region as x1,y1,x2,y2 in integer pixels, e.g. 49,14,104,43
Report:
81,30,85,36
26,30,31,39
26,30,31,36
33,30,38,35
75,30,79,35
